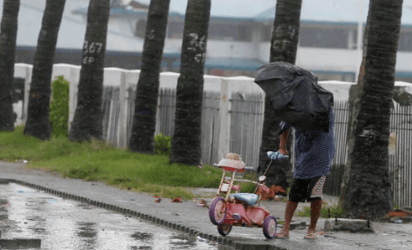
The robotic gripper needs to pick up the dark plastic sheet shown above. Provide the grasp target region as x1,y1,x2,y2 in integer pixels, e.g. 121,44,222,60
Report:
255,62,334,133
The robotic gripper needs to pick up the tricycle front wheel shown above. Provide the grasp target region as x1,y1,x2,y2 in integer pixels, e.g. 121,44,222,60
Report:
209,197,226,225
263,215,277,239
217,224,232,236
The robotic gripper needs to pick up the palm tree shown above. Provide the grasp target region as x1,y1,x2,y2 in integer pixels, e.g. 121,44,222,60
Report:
128,0,171,154
0,0,20,131
169,0,211,166
258,0,302,189
340,0,403,220
24,0,66,140
68,0,111,142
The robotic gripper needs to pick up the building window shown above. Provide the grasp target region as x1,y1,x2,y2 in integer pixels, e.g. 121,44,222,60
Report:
398,30,412,52
209,23,235,41
238,25,251,42
134,19,146,38
299,27,351,49
208,23,252,41
262,25,272,42
167,22,183,39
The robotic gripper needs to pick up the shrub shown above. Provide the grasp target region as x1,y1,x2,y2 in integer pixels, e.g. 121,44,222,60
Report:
154,133,172,155
49,76,69,137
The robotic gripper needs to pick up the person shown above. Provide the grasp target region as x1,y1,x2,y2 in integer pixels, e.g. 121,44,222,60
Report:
268,107,335,239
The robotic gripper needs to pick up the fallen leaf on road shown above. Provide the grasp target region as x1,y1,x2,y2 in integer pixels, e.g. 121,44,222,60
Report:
197,199,209,208
154,196,162,203
388,209,412,217
171,197,183,203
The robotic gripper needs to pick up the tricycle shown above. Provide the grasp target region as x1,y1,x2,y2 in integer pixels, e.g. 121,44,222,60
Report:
208,153,279,239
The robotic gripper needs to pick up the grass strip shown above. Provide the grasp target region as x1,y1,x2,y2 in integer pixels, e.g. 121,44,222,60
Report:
1,126,256,199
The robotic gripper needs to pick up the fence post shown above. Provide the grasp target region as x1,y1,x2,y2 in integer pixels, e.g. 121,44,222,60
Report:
217,78,230,160
22,65,33,124
68,66,81,131
117,70,127,149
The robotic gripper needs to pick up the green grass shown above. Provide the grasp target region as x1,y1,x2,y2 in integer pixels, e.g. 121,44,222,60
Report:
0,126,257,200
297,202,343,218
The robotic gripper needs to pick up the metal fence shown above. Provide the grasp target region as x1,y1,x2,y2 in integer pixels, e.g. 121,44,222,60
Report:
323,101,412,208
389,104,412,207
102,86,223,165
229,92,264,167
323,101,350,196
102,86,120,145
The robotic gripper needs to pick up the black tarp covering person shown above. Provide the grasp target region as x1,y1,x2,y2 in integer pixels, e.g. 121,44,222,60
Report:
255,62,333,133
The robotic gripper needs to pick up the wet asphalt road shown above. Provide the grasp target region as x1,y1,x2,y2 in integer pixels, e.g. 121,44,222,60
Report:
0,183,222,250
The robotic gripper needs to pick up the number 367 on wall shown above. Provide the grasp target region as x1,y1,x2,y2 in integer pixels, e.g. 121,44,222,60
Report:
83,41,103,64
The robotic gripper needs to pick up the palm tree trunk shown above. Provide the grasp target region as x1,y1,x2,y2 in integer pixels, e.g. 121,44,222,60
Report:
170,0,211,166
68,0,110,142
24,0,66,140
258,0,302,189
269,0,302,63
340,0,403,220
129,0,171,154
0,0,20,131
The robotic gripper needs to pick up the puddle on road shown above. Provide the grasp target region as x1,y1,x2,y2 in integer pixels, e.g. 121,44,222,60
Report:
0,183,227,250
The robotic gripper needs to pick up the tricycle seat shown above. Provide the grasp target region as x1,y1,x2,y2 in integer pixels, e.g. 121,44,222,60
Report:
216,159,246,172
231,193,259,206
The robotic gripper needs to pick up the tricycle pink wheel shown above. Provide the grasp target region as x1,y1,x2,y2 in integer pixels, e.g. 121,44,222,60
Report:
209,197,226,225
217,224,232,236
263,215,277,239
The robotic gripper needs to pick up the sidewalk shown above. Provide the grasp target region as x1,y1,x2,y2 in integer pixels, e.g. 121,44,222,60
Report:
1,161,411,250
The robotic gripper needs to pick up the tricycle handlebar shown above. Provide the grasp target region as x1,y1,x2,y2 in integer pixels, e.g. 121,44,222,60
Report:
233,179,266,187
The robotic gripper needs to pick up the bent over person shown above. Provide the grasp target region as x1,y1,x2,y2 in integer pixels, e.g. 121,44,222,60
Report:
270,108,335,239
255,62,335,239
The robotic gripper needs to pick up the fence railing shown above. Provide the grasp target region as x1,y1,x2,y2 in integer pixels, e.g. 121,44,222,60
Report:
323,101,350,196
229,92,264,167
389,104,412,207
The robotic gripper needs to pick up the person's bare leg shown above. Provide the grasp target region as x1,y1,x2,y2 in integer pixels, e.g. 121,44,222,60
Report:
307,199,322,236
277,200,298,237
